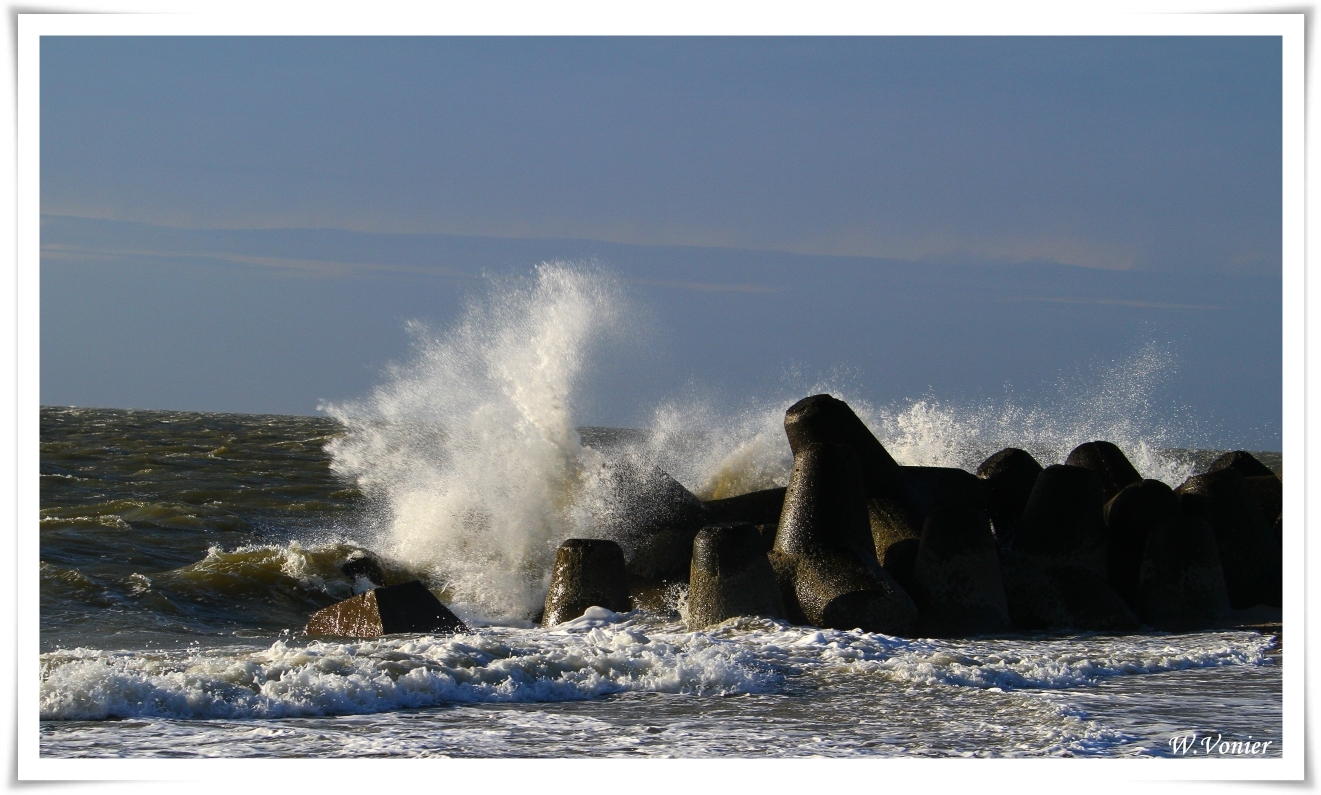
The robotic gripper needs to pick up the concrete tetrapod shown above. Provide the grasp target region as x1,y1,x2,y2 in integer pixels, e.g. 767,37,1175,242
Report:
1139,511,1231,631
909,504,1012,637
305,581,468,637
595,458,711,584
686,523,785,630
1014,464,1108,578
976,448,1043,552
1103,479,1179,612
1065,441,1142,504
771,441,916,636
542,539,632,626
1177,469,1279,609
867,466,992,568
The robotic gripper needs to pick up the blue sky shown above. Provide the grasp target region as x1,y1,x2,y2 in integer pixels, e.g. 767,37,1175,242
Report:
39,36,1283,448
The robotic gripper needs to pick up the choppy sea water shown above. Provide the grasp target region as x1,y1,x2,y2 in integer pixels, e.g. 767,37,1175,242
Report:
39,406,1282,759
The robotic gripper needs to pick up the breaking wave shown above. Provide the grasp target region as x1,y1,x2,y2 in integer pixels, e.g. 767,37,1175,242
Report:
323,264,1206,623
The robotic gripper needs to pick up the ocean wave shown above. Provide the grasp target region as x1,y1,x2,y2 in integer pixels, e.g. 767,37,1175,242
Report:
39,614,776,720
39,613,1272,722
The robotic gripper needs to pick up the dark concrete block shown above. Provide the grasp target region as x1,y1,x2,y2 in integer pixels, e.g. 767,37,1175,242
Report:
341,554,387,591
1001,559,1139,632
791,549,917,636
1207,450,1275,479
1066,441,1142,503
1103,479,1180,612
600,460,711,583
1015,464,1108,577
881,536,920,598
543,539,632,626
702,487,787,528
1139,514,1231,631
305,581,467,637
783,394,898,479
910,505,1011,637
1177,469,1279,609
867,466,989,562
976,448,1043,551
773,443,879,567
686,523,785,630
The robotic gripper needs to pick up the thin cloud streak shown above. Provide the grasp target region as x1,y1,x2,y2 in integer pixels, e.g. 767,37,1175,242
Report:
995,295,1221,311
40,242,477,281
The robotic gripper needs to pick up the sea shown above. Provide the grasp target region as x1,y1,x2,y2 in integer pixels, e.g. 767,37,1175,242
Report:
37,265,1283,759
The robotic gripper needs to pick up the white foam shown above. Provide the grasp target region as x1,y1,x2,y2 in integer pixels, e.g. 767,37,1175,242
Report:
39,620,1273,722
39,620,776,721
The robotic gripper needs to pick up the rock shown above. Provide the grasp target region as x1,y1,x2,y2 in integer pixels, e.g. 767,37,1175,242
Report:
1103,479,1179,612
867,466,990,562
881,537,920,598
790,549,917,636
686,523,785,630
773,442,879,566
341,553,387,593
305,581,467,637
1177,469,1279,609
909,504,1011,637
1139,513,1231,631
1001,559,1139,632
976,448,1043,551
1207,450,1275,479
1014,464,1108,577
542,539,632,626
1065,441,1142,503
598,459,711,583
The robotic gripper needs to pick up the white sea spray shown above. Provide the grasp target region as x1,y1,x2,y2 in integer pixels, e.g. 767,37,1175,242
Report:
323,264,633,621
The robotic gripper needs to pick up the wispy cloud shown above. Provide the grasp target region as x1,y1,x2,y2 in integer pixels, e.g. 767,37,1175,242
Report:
995,294,1220,311
40,242,475,281
628,278,784,294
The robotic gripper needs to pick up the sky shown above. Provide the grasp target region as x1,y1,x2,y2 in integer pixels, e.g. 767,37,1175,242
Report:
39,35,1284,449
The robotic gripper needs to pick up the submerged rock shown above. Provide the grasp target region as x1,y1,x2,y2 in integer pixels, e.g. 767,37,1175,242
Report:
976,447,1043,552
305,581,467,637
686,523,784,630
909,504,1011,637
1065,441,1142,503
542,539,632,626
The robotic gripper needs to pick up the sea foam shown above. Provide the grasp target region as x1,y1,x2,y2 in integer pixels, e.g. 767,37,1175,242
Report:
39,617,1273,721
